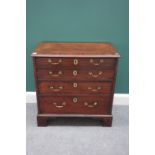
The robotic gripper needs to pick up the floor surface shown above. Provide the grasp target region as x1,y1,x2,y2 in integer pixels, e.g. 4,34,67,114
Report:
26,103,129,155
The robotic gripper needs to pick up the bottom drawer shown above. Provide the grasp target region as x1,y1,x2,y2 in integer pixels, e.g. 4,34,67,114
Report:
38,95,112,115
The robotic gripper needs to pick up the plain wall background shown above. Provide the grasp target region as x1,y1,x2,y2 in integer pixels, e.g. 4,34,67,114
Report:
26,0,129,93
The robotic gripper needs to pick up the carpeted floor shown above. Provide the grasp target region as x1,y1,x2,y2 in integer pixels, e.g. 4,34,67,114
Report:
26,103,129,155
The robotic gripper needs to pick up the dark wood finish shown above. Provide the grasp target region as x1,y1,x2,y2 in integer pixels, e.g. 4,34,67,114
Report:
100,116,113,127
38,81,113,94
35,57,116,69
36,69,115,81
32,42,120,127
32,42,119,57
37,115,49,126
32,57,40,113
38,95,112,114
37,114,113,127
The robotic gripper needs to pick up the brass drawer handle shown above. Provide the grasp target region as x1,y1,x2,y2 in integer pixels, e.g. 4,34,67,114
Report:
53,102,66,108
48,58,62,65
48,71,62,77
73,97,78,103
84,102,98,108
88,86,102,92
74,59,78,65
49,86,63,91
90,59,104,66
88,71,103,78
73,70,78,76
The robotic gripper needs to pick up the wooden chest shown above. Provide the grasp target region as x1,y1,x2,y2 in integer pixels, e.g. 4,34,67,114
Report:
31,42,120,126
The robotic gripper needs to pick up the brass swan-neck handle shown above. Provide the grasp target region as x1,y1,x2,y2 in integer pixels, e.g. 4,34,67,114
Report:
84,102,98,108
52,102,66,108
90,59,104,66
49,86,63,92
48,58,62,65
88,86,102,92
88,71,103,78
48,71,62,77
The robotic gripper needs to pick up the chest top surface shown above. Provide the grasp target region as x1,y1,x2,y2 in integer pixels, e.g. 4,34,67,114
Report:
31,42,119,57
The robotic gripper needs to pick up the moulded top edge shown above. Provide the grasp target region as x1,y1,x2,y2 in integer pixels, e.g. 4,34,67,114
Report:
31,53,120,58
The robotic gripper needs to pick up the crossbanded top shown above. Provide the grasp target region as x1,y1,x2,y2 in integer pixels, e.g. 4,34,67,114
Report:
32,42,120,57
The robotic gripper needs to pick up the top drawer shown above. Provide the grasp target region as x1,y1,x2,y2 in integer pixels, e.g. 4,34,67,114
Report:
35,57,116,69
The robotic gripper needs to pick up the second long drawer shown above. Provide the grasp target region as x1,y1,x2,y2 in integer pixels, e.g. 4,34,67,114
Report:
38,81,113,94
36,69,114,81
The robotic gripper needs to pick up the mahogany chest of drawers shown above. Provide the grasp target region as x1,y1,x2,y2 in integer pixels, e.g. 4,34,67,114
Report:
31,42,120,126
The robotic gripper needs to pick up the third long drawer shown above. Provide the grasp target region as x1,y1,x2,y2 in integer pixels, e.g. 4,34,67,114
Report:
37,81,113,94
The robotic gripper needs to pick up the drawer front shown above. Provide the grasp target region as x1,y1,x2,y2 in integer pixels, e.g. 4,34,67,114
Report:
35,57,116,69
36,69,114,81
38,81,113,94
39,96,112,114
